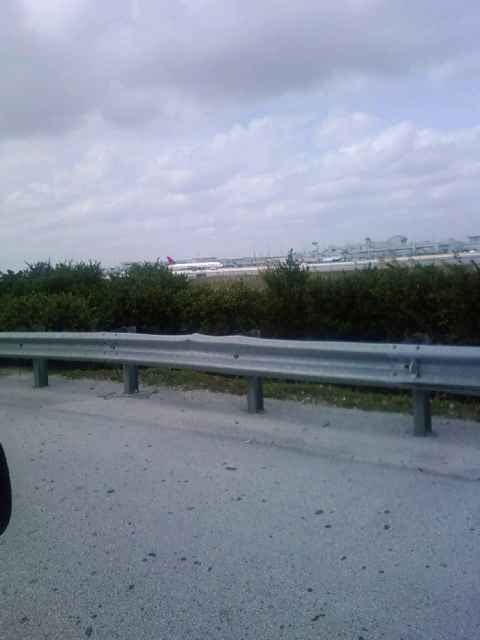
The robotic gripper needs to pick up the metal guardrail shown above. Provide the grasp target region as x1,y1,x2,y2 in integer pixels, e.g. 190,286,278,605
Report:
1,331,479,436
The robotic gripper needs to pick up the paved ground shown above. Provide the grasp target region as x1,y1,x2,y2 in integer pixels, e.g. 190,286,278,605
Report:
0,371,479,640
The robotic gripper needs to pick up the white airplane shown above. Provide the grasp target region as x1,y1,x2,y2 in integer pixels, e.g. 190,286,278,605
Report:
166,256,223,272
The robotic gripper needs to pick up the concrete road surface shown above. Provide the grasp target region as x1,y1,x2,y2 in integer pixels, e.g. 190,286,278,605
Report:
0,371,479,640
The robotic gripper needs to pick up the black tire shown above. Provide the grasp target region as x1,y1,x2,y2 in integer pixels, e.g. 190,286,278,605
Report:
0,444,12,535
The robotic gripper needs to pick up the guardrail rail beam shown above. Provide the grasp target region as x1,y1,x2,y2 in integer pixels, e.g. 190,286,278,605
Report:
1,332,479,437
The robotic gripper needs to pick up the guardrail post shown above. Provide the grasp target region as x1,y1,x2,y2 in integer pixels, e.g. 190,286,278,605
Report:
123,364,139,394
33,359,48,388
122,326,139,395
413,389,432,436
247,376,264,413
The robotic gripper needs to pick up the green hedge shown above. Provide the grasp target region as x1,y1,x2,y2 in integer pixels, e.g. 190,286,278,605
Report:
0,292,98,332
308,263,480,343
177,280,264,335
0,259,479,344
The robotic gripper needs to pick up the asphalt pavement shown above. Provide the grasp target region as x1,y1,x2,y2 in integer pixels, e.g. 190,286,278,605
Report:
0,371,479,640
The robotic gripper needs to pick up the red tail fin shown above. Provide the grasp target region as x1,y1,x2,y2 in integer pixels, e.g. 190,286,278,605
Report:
166,256,175,265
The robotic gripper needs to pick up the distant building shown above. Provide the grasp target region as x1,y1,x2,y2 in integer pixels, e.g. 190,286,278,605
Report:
305,234,480,263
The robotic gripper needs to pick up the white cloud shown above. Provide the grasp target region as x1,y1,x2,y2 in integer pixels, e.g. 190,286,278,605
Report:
315,112,378,146
21,0,87,35
1,112,479,268
1,1,480,267
2,1,480,138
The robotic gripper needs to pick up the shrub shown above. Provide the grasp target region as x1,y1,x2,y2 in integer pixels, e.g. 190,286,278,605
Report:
0,260,105,297
0,258,479,344
306,263,480,344
178,280,264,335
261,249,310,338
97,261,190,332
0,293,98,331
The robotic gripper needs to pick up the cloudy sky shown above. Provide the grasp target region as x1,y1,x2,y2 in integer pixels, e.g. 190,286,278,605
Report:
1,0,480,268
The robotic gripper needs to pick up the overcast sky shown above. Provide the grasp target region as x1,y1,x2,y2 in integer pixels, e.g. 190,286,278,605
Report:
1,0,480,268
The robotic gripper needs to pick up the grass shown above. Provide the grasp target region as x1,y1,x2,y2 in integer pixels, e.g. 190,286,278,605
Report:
50,364,480,422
